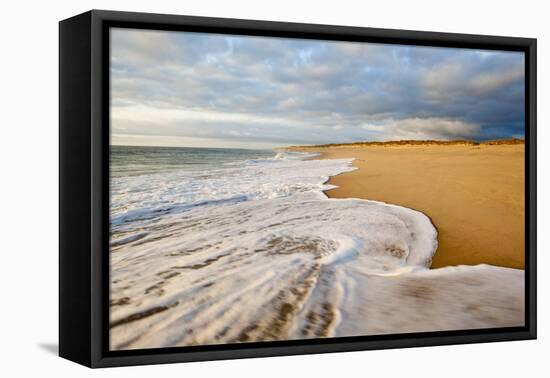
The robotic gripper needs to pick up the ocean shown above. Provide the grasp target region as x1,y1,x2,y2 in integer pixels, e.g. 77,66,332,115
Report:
110,145,442,349
110,146,351,228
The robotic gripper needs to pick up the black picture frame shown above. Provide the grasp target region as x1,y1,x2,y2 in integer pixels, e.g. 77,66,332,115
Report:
59,9,537,368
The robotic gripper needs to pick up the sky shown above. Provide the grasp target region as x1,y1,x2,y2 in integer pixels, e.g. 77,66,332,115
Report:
110,28,525,149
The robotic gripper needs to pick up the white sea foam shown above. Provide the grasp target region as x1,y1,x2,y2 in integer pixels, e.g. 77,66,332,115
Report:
109,151,524,350
110,151,345,228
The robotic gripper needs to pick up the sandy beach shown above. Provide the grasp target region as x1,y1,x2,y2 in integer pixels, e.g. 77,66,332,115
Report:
104,31,529,351
109,143,525,349
291,142,525,269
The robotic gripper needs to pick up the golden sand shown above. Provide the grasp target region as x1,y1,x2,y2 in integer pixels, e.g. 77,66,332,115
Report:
292,143,525,269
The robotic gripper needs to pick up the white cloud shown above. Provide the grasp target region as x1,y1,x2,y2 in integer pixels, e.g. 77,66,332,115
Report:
361,123,385,132
381,117,481,140
468,66,524,95
112,104,304,130
111,133,280,149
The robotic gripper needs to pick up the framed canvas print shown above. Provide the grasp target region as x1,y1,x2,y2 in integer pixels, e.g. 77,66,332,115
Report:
59,10,537,368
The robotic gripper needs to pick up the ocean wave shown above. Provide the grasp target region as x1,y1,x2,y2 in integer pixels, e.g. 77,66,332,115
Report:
109,151,524,350
110,152,354,230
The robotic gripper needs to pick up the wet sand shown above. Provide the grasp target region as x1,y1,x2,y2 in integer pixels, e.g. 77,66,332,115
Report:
292,143,525,269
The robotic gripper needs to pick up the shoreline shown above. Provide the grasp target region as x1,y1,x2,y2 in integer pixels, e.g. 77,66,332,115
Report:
109,146,525,348
293,143,525,270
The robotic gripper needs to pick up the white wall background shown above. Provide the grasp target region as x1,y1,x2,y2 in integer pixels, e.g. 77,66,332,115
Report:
0,0,547,375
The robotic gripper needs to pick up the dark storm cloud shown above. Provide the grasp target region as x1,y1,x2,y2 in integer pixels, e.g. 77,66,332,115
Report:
111,28,525,147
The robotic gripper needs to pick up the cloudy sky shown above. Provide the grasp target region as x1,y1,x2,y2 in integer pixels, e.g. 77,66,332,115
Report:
110,28,525,149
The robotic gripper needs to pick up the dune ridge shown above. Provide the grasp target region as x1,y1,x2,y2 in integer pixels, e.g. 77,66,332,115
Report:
289,138,524,149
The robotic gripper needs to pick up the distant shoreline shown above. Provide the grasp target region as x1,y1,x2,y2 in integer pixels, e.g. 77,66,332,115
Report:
288,138,524,149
